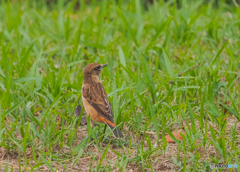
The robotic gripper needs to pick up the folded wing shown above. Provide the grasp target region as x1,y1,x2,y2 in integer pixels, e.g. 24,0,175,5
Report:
82,83,114,123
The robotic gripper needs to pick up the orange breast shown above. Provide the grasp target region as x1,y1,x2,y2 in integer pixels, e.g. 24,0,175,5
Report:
82,96,105,123
82,96,116,127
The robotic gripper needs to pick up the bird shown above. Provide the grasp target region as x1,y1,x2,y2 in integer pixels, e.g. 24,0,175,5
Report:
81,63,123,138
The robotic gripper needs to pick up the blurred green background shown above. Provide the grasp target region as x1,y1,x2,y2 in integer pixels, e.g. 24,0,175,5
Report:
0,0,239,171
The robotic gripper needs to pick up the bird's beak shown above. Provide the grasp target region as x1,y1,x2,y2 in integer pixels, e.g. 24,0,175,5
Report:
102,64,108,68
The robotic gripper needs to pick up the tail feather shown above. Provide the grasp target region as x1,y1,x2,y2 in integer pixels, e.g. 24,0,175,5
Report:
106,122,123,138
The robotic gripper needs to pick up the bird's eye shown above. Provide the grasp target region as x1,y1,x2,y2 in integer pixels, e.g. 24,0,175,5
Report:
94,66,101,70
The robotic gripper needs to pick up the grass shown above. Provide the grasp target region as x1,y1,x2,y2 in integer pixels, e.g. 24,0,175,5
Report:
0,0,240,171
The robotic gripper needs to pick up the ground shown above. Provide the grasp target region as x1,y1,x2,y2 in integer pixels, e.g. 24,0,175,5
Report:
0,0,240,171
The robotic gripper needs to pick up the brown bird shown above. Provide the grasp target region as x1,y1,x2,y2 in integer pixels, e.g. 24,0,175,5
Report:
81,63,123,138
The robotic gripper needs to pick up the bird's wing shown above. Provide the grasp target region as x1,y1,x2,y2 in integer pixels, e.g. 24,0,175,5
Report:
82,83,114,123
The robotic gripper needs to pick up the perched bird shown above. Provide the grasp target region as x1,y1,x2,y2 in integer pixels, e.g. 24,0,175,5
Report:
81,63,123,138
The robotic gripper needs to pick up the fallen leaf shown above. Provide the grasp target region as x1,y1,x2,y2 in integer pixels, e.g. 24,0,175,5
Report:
165,131,185,143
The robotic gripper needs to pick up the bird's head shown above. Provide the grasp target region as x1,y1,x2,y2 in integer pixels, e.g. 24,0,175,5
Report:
83,63,108,82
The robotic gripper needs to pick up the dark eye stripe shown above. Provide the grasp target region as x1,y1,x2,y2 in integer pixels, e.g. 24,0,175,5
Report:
94,66,101,70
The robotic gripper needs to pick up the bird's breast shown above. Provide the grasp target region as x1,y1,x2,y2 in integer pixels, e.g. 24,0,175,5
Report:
82,95,105,123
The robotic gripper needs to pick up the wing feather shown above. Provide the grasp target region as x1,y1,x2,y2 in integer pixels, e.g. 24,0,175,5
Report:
82,83,114,123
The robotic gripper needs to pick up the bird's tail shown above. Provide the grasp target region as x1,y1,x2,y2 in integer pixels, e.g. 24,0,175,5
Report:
106,122,123,138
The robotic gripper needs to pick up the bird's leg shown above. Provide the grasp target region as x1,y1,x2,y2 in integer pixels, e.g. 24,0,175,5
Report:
103,124,107,135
